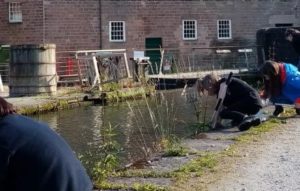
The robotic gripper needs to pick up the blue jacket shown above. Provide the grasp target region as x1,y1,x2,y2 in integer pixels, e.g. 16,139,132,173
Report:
0,114,93,191
281,63,300,103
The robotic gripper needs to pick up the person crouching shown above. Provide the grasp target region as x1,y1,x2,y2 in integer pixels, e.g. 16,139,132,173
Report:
196,74,263,131
260,60,300,116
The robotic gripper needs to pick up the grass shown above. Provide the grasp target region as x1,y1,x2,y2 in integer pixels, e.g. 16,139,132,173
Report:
17,98,91,115
116,170,175,178
96,81,155,103
103,112,288,190
160,136,189,157
89,82,298,190
175,153,217,177
231,118,281,142
96,181,169,191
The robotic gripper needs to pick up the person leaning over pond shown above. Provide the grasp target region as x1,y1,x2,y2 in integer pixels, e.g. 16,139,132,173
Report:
260,60,300,116
196,73,263,131
0,97,93,191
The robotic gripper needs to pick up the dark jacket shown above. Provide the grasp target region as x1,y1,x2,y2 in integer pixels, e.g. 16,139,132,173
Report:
219,77,262,111
291,32,300,55
0,114,92,191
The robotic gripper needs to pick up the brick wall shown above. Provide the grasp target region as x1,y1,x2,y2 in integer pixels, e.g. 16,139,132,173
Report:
0,0,300,53
0,0,44,45
100,0,300,52
44,0,100,51
0,0,100,52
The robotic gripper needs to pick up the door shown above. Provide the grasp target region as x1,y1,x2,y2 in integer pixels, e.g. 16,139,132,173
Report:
145,38,162,74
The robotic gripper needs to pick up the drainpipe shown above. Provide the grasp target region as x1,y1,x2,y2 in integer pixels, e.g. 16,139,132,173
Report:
99,0,102,49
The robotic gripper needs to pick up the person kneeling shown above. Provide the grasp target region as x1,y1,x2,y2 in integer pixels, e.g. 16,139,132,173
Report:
260,60,300,116
196,74,263,131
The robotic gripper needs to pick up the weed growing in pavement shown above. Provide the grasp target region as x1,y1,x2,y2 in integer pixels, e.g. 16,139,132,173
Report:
160,135,188,157
175,153,217,175
97,181,169,191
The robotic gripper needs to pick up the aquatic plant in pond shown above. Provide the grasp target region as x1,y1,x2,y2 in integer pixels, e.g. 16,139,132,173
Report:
80,122,121,183
91,86,188,188
126,90,179,160
183,85,212,133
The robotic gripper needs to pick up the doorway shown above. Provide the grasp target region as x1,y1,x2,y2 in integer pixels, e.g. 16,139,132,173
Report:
145,38,162,74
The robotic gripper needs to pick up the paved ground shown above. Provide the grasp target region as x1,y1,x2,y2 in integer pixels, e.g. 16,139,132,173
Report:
0,85,86,110
206,117,300,191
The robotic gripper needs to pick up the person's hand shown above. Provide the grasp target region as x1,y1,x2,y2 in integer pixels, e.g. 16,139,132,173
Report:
0,97,15,116
259,90,268,99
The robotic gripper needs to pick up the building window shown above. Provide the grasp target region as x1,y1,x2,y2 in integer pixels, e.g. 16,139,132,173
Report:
182,20,197,40
9,2,22,23
109,21,126,42
217,19,231,39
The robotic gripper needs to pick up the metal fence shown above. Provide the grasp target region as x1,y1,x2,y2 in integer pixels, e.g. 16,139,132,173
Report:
0,46,264,87
149,46,262,75
0,63,9,84
56,49,130,89
56,51,80,86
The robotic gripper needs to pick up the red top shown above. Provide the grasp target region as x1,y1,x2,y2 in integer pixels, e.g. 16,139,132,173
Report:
279,63,286,84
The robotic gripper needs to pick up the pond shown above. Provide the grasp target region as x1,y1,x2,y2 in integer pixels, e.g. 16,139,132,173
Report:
32,89,214,171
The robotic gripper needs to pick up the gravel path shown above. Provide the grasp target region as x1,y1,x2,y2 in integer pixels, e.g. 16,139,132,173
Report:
207,117,300,191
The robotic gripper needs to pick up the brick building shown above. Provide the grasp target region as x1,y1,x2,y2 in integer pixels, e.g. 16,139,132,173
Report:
0,0,299,51
1,0,300,75
0,0,100,51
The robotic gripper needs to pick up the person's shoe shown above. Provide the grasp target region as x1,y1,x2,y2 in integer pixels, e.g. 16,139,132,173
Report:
238,116,261,131
252,117,261,127
273,105,284,117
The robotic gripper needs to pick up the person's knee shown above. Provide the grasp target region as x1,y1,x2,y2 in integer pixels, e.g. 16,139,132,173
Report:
242,104,262,116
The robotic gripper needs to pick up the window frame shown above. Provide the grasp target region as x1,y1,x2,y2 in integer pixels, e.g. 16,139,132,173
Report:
182,19,197,40
9,2,22,23
109,21,126,42
217,19,232,40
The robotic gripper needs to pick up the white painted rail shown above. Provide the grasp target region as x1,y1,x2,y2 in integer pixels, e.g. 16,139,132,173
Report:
147,68,248,80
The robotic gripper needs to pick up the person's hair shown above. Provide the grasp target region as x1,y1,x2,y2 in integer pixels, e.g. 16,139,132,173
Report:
0,97,15,116
195,73,220,95
261,60,278,77
285,28,300,38
260,60,282,97
202,74,219,90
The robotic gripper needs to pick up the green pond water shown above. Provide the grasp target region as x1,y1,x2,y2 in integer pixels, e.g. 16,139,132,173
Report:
32,89,214,170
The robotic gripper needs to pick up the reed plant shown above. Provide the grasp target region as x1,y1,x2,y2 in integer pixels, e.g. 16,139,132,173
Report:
79,122,121,184
126,89,178,160
92,80,209,186
183,85,211,134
